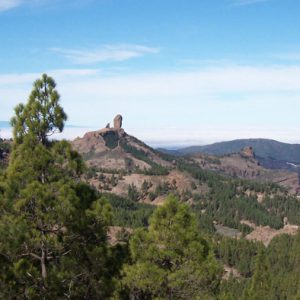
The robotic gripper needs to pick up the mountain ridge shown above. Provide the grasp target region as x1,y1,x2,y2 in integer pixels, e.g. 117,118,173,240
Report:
159,138,300,169
72,118,300,200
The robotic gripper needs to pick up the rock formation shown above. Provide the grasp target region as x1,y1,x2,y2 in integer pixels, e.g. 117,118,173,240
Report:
241,146,255,159
114,114,123,129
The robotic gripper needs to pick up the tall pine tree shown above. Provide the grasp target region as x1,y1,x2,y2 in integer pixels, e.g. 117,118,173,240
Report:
0,74,115,299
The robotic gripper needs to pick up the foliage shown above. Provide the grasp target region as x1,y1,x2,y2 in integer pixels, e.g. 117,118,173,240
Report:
263,195,300,224
0,74,117,299
179,160,291,230
219,232,300,300
215,237,264,277
0,138,11,154
0,139,11,172
11,74,67,146
127,184,139,202
119,196,223,299
177,159,223,185
102,130,119,149
206,186,283,229
104,193,154,228
155,181,173,196
242,249,272,300
120,140,169,175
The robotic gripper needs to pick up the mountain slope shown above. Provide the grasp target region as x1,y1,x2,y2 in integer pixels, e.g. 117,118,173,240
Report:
73,121,300,196
71,115,202,200
190,150,300,195
72,120,172,174
72,118,300,243
176,139,300,163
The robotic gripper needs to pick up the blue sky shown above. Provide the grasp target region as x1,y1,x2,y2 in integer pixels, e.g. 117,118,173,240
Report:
0,0,300,146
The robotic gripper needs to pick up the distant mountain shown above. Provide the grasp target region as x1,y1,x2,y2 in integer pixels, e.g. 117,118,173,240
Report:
169,139,300,165
189,150,300,195
156,148,182,156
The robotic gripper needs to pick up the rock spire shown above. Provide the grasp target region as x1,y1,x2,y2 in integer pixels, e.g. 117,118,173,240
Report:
114,114,123,129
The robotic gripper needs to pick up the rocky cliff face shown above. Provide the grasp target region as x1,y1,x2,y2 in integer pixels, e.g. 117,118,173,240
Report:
72,115,171,171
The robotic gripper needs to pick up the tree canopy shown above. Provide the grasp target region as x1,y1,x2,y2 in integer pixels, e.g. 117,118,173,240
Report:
120,195,222,299
0,74,117,299
11,73,67,146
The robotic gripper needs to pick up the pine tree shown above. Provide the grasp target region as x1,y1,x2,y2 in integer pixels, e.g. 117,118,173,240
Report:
243,249,272,300
11,73,67,146
0,74,115,298
120,195,222,299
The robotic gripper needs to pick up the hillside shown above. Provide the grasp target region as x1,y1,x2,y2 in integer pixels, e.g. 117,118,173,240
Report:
72,117,300,242
167,138,300,171
73,120,300,197
72,115,204,201
190,147,300,195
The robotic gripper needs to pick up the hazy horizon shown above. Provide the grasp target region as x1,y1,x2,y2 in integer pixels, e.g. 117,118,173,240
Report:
1,120,300,149
1,0,300,144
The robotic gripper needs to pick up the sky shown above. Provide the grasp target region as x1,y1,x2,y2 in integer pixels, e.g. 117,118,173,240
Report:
0,0,300,147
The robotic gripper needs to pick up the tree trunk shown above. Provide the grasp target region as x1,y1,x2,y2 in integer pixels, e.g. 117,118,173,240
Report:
41,246,47,281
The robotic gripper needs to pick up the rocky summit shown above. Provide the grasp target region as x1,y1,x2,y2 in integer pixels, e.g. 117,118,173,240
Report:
72,115,171,172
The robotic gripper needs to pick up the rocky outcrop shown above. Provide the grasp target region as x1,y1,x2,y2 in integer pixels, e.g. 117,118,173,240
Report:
80,115,124,143
72,114,172,175
114,114,123,129
240,146,255,159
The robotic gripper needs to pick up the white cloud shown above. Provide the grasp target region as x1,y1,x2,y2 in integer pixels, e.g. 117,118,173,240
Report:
51,45,160,65
56,65,300,100
1,65,300,101
0,0,22,11
1,64,300,144
232,0,271,6
0,69,101,122
0,68,100,86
